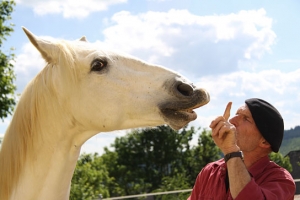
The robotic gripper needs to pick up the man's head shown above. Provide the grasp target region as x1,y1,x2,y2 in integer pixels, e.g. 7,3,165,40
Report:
245,98,284,153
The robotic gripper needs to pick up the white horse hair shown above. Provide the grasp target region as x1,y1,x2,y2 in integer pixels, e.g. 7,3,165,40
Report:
0,27,209,200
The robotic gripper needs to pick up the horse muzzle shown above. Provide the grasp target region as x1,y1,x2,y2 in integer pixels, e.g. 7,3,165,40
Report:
160,86,210,130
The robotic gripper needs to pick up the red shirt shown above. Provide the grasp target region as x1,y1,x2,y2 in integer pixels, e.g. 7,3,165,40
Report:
188,156,295,200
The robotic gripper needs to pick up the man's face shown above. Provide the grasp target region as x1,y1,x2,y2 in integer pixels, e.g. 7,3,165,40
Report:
229,104,263,152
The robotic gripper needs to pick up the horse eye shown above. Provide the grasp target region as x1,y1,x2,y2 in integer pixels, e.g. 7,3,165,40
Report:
91,59,107,72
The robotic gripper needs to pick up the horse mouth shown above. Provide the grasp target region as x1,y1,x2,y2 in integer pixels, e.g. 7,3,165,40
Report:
172,107,198,120
160,93,210,130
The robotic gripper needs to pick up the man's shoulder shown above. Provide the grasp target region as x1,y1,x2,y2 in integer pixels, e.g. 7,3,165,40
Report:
204,158,225,169
267,160,293,176
253,158,294,182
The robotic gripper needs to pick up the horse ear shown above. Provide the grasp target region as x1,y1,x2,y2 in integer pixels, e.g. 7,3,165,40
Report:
79,36,88,42
22,27,59,63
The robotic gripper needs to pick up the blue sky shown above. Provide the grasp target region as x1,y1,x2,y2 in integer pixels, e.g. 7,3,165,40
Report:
1,0,300,155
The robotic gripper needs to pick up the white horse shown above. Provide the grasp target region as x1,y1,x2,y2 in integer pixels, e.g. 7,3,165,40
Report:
0,27,209,200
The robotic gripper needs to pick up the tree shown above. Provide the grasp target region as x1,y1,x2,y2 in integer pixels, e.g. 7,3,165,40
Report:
102,125,197,197
101,126,223,198
269,152,292,172
70,153,111,200
153,128,221,199
0,0,16,120
70,127,292,200
183,128,221,186
280,126,300,155
100,147,126,197
153,174,191,200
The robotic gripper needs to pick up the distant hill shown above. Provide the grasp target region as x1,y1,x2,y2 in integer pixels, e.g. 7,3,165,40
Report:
280,126,300,156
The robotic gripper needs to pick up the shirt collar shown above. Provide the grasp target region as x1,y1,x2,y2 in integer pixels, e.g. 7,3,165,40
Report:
247,155,270,177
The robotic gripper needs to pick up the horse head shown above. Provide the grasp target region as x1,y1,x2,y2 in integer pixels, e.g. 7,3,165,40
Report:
22,27,210,133
0,27,210,200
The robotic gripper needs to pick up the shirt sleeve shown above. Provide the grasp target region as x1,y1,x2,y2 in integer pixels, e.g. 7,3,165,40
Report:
187,162,226,200
187,169,205,200
234,175,295,200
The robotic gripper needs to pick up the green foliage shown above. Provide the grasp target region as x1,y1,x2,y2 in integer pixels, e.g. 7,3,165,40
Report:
70,153,111,200
153,174,191,200
280,126,300,156
0,0,16,120
269,152,293,172
100,147,126,197
100,126,221,199
102,125,197,196
185,128,221,186
70,126,294,199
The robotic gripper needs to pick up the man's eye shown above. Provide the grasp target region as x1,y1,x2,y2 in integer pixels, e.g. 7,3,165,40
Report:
242,116,249,121
245,117,252,123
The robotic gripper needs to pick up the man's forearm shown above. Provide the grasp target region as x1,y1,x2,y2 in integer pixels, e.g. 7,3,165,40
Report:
227,157,251,198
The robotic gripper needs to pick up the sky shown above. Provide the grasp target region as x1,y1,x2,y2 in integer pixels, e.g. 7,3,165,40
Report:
1,0,300,155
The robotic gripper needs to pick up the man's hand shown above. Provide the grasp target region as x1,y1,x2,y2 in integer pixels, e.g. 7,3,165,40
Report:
210,102,239,154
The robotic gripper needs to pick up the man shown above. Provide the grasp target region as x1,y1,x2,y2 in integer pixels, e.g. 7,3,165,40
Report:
188,98,296,200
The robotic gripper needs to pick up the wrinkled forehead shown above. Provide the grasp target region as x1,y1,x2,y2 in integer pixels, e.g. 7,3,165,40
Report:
237,104,253,118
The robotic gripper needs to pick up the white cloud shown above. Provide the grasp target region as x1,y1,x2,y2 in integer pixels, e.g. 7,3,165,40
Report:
195,68,300,129
278,59,300,63
14,42,45,93
15,8,275,77
7,56,300,156
81,130,129,155
147,0,171,2
196,69,300,101
6,8,299,155
14,8,296,122
16,0,127,19
99,9,275,77
0,117,11,135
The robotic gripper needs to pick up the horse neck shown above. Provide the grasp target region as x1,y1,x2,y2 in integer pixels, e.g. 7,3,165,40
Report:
0,74,87,200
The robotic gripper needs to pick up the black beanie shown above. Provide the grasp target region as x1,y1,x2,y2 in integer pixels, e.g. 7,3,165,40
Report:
245,98,284,153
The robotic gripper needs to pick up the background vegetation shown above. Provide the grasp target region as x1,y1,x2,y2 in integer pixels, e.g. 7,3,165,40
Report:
0,0,16,120
0,2,298,199
70,125,295,200
280,126,300,156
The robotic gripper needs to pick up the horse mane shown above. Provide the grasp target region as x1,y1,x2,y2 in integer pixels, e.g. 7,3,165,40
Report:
0,40,78,199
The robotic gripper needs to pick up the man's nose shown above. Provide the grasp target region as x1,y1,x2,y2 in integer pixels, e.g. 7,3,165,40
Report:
229,115,238,126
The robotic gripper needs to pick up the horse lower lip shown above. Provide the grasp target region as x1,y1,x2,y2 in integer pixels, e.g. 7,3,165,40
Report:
164,109,197,120
160,108,198,130
183,110,197,120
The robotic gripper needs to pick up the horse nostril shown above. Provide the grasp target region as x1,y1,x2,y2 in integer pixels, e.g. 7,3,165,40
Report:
177,82,194,96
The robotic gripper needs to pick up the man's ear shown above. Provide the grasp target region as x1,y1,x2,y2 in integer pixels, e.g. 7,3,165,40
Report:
260,139,271,148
